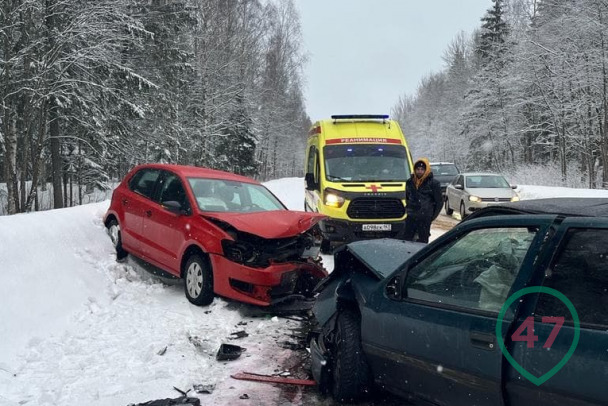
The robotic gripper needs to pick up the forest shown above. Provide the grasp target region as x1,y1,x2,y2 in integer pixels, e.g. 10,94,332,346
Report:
394,0,608,190
1,0,309,214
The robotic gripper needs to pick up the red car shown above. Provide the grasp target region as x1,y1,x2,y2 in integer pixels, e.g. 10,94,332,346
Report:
103,164,327,306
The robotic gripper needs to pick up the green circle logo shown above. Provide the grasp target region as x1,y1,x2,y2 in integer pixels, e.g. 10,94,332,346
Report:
495,286,580,386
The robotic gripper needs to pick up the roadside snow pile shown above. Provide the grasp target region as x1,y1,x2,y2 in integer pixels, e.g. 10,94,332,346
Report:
0,199,311,406
518,184,608,200
0,203,112,369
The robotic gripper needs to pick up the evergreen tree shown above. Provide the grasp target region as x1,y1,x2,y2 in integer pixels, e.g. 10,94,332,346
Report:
1,0,311,214
216,93,259,177
477,0,509,63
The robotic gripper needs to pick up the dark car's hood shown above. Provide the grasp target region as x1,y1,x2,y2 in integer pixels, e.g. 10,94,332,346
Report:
202,210,326,239
341,238,426,279
312,238,426,326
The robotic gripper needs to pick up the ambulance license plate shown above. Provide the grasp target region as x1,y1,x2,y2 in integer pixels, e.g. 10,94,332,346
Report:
362,224,391,231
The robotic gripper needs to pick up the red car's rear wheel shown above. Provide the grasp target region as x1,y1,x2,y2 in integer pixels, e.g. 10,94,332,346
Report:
108,219,128,260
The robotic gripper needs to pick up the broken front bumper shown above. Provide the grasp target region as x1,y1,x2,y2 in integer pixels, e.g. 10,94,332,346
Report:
209,254,328,306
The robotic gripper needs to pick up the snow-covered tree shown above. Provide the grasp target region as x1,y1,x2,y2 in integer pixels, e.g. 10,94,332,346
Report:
394,0,608,188
1,0,310,214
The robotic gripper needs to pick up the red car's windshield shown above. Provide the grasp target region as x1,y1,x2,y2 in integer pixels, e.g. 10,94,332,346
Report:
187,178,285,213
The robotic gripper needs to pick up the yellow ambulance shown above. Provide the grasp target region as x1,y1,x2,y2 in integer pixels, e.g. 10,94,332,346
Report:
304,115,414,252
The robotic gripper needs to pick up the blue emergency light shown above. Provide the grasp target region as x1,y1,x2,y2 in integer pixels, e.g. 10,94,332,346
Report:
331,114,389,120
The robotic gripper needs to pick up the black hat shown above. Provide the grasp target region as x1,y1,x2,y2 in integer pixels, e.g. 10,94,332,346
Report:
414,161,426,170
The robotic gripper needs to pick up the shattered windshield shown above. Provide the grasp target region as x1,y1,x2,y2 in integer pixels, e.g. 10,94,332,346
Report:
407,227,538,312
323,144,410,182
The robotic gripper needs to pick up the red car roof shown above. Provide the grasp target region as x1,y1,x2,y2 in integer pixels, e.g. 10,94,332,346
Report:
129,163,261,184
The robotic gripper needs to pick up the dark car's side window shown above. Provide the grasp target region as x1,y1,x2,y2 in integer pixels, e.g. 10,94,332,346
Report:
536,228,608,328
406,227,538,313
129,169,161,199
158,172,190,213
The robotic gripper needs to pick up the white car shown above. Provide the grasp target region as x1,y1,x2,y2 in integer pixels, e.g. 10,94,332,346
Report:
445,172,519,219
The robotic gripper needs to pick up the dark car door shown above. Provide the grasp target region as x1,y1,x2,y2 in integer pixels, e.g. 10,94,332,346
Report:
505,219,608,406
141,170,192,274
361,216,554,406
120,168,161,256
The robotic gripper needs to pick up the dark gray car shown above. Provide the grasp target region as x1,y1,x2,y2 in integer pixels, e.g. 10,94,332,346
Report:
430,162,460,195
309,198,608,405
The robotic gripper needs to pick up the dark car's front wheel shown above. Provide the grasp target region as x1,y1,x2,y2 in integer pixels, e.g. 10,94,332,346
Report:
184,255,214,306
107,219,128,260
331,310,372,403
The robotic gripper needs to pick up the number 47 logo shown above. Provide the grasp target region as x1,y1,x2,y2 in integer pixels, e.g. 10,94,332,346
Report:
497,287,580,386
511,316,564,349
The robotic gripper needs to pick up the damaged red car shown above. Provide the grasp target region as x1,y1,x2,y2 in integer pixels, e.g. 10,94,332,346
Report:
103,163,327,306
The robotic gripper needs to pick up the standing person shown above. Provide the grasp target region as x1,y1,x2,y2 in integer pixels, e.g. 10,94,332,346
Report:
404,158,442,243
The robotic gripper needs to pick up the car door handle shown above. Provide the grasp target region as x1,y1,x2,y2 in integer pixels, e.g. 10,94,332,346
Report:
145,210,152,217
470,332,496,351
122,198,128,205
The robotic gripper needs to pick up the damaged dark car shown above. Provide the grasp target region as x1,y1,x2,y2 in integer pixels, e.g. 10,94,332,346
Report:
310,198,608,405
104,163,327,307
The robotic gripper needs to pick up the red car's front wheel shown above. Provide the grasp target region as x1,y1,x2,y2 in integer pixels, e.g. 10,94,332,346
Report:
184,254,214,306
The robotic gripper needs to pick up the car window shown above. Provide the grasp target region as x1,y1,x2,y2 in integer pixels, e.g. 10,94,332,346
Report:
431,164,459,176
536,228,608,328
158,172,190,212
406,227,538,313
247,187,285,210
188,178,284,212
324,144,410,181
129,169,161,199
466,175,510,188
307,146,316,175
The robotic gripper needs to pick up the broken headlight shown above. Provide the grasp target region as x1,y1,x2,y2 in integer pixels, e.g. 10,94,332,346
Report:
221,239,257,264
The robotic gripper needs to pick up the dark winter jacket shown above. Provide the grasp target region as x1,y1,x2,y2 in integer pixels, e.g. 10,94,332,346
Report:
405,172,442,220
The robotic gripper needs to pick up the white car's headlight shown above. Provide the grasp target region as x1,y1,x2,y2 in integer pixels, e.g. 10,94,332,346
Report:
511,195,520,202
469,195,481,202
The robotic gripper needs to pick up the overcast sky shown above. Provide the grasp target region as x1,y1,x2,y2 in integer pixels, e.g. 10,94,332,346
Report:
295,0,492,121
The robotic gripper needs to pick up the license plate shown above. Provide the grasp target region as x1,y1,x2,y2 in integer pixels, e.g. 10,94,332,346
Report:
362,224,391,231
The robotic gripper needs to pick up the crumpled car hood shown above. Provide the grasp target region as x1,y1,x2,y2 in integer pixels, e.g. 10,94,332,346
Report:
202,210,326,239
342,238,427,279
